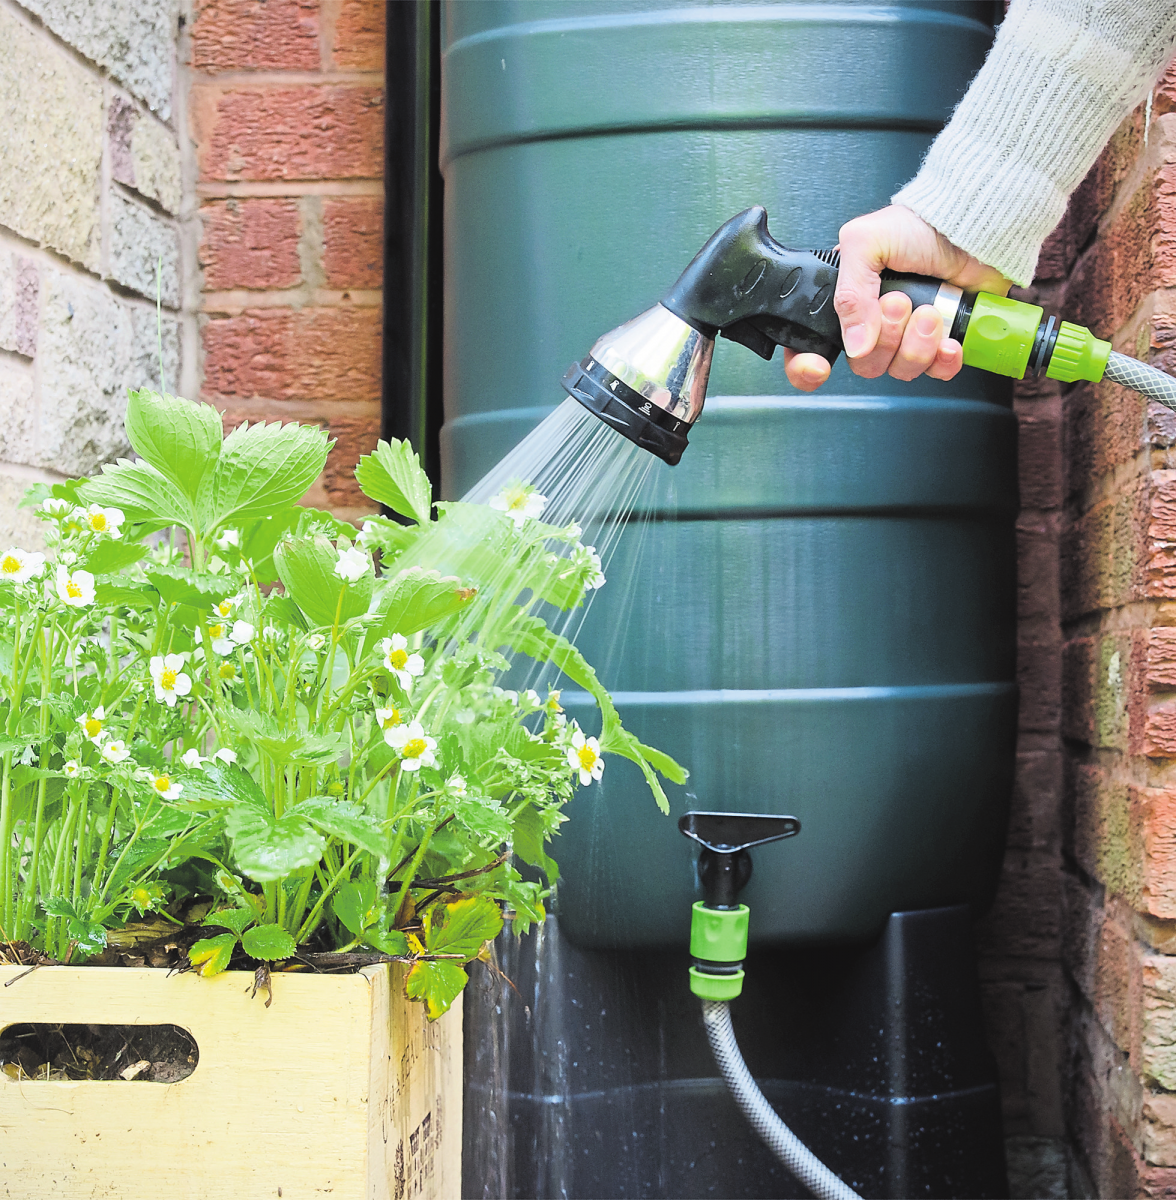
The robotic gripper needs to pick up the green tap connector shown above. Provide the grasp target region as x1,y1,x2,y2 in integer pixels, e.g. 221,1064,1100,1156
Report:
689,901,749,1000
1046,320,1112,383
960,293,1042,378
956,291,1112,384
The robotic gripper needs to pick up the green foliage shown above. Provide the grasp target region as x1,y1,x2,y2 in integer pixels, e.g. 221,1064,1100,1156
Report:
0,387,684,1020
355,438,432,524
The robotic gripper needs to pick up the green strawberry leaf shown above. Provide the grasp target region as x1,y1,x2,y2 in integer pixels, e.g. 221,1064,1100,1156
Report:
189,932,237,977
241,923,297,961
423,894,503,959
404,960,468,1020
355,438,432,524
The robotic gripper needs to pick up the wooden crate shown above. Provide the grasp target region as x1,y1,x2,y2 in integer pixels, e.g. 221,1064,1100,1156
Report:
0,963,461,1199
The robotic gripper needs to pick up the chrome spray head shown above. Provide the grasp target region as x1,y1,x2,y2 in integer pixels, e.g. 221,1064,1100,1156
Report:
561,304,713,466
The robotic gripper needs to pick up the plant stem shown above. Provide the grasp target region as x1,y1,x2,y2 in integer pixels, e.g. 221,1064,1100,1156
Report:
294,846,363,944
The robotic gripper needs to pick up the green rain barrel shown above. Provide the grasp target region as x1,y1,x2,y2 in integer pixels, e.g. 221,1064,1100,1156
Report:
440,0,1014,950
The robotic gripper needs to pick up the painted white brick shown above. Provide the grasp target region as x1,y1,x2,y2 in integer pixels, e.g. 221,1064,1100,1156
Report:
37,268,132,476
21,0,179,119
0,471,47,551
0,358,36,467
0,249,39,358
109,192,180,306
0,7,102,269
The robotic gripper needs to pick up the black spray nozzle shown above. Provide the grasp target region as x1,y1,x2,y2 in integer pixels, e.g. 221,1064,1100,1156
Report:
679,811,800,909
563,206,949,464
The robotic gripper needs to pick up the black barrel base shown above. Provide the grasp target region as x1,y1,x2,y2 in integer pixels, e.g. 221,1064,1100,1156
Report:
463,905,1008,1199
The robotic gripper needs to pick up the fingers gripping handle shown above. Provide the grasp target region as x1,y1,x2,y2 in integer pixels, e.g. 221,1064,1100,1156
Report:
660,206,946,363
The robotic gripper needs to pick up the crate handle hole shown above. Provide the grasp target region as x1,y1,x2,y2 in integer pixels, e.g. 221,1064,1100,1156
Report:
1,1021,198,1082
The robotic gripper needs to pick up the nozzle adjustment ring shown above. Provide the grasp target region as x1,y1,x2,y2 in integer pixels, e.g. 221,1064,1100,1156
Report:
562,357,690,466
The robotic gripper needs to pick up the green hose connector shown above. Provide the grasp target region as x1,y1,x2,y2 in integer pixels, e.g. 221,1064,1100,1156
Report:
960,293,1042,379
689,901,749,1000
1045,321,1112,383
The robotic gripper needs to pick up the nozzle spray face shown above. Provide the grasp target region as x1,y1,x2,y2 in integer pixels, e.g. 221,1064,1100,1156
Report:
561,304,713,466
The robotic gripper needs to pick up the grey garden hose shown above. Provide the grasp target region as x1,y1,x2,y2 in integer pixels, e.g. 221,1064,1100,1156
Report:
702,1000,859,1200
1105,350,1176,409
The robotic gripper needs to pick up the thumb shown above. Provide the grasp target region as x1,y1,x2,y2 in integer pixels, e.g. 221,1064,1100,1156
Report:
833,224,884,360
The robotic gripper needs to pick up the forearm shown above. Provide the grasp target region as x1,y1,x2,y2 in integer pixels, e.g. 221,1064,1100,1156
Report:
893,0,1176,286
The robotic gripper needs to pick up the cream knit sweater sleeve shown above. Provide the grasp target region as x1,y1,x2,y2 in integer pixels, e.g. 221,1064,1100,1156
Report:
892,0,1176,287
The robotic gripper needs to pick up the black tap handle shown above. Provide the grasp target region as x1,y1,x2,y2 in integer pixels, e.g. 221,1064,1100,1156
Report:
678,810,800,854
661,206,945,364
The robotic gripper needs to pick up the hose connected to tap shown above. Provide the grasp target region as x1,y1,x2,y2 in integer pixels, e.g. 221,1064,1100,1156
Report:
1104,351,1176,409
702,1000,859,1200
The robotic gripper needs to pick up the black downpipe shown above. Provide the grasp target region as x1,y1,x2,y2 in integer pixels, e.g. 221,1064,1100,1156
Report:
382,0,444,487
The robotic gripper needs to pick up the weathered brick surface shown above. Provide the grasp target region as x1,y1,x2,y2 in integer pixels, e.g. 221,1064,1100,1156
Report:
0,250,39,359
332,0,385,71
322,196,383,289
1144,1093,1176,1168
202,306,380,402
1062,480,1147,617
200,199,303,291
109,95,183,215
108,193,181,306
21,0,180,118
34,269,180,476
191,0,320,73
0,7,103,270
0,470,46,551
1143,955,1176,1090
0,358,36,468
1017,398,1063,510
192,85,384,182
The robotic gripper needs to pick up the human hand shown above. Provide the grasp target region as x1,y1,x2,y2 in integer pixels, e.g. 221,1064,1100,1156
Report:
783,205,1012,392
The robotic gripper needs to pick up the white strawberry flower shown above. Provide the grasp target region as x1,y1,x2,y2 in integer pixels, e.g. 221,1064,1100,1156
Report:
519,689,541,710
230,620,254,646
77,706,107,744
334,545,370,583
0,547,46,584
150,654,192,707
567,728,604,786
212,747,237,765
56,566,95,607
581,545,606,590
380,634,425,690
63,759,82,778
211,594,241,621
101,740,131,765
59,550,77,565
307,633,326,652
205,621,234,655
148,771,183,801
489,480,547,528
214,528,240,550
77,504,124,539
374,704,405,745
41,496,71,518
387,720,436,772
447,773,468,797
180,748,205,770
217,660,240,686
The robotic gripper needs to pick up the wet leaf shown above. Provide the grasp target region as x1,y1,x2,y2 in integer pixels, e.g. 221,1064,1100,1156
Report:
404,960,468,1020
202,907,255,936
296,796,385,857
332,879,379,937
424,894,503,959
274,534,372,628
241,924,296,961
355,438,432,524
124,389,224,502
189,932,236,977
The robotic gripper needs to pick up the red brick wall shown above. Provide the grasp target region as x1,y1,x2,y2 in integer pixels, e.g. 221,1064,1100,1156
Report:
188,0,384,520
991,64,1176,1195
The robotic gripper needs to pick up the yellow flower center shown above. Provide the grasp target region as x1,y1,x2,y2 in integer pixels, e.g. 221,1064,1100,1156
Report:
389,648,408,670
502,485,529,511
219,662,237,680
217,601,232,617
577,744,598,772
382,709,401,729
1,554,20,574
401,738,427,760
209,623,225,639
84,717,102,738
89,513,107,531
161,669,177,690
153,774,171,794
66,579,82,598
